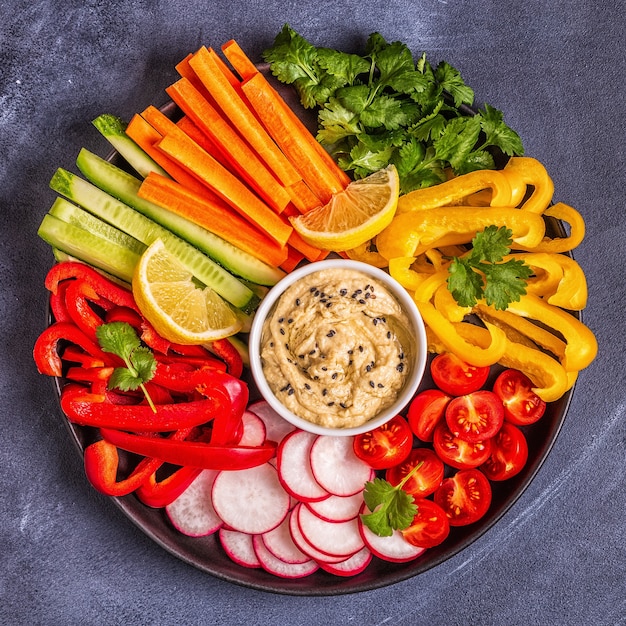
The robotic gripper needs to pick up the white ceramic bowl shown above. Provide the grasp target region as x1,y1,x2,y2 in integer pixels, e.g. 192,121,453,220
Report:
249,259,428,436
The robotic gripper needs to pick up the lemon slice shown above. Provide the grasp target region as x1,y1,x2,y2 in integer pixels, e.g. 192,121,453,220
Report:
289,165,400,251
133,239,242,344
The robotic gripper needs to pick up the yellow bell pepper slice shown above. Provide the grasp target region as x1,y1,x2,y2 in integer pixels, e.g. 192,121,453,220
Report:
415,300,507,367
396,168,514,213
344,241,388,268
517,203,586,254
504,252,564,298
506,293,597,372
434,283,472,322
376,206,546,259
388,257,426,292
503,156,555,214
446,321,570,402
545,254,588,310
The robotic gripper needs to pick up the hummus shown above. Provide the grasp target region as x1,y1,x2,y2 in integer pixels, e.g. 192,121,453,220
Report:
260,267,414,429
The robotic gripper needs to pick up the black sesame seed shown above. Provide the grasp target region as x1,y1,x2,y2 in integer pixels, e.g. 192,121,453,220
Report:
366,364,372,372
310,287,317,293
280,328,285,335
309,349,316,355
359,345,364,352
278,317,284,323
358,299,366,304
396,363,404,372
326,302,332,308
347,349,353,355
373,318,378,325
288,388,295,395
321,366,327,371
387,331,392,339
340,289,347,296
295,298,301,306
331,373,338,380
322,388,328,396
377,383,384,388
327,401,335,407
340,402,347,409
369,381,375,388
305,383,311,390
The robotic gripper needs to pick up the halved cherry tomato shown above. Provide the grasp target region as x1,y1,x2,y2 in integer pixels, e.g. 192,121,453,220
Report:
433,422,492,469
407,389,451,442
481,422,528,481
353,414,413,470
402,497,450,548
430,353,491,396
493,368,547,425
434,468,492,526
385,447,444,498
445,390,504,443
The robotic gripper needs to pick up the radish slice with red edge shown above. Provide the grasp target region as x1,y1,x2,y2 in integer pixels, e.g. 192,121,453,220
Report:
288,504,346,564
238,410,267,447
297,502,364,558
310,435,374,496
318,546,373,577
306,492,363,522
277,430,329,502
218,528,261,568
247,400,296,443
358,506,426,563
165,470,222,537
261,515,311,565
211,463,290,535
252,534,319,578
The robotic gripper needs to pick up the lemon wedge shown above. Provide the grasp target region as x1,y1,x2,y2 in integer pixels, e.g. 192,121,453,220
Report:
289,165,400,251
132,239,242,344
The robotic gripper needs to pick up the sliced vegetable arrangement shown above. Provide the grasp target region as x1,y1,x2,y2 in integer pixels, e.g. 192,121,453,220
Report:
33,27,598,584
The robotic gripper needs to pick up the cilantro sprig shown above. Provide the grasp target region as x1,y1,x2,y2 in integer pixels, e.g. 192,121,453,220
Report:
95,322,157,412
360,461,424,536
264,25,524,193
447,226,533,310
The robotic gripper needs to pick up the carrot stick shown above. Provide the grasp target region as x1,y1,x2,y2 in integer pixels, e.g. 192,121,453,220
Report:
188,46,302,187
286,179,323,213
138,173,288,267
280,247,305,273
209,49,243,91
125,113,211,197
221,39,258,81
155,129,293,247
165,77,291,214
176,115,232,169
241,72,350,203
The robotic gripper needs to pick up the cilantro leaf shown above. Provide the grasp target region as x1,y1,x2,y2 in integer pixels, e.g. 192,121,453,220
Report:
478,103,524,156
316,48,370,85
446,226,532,310
96,322,157,411
433,115,482,168
361,477,418,536
435,61,474,107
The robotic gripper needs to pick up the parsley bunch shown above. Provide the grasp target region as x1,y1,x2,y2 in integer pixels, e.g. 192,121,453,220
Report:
447,226,533,310
264,25,524,193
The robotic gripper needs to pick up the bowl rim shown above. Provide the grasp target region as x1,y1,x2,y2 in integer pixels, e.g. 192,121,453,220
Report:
248,258,428,436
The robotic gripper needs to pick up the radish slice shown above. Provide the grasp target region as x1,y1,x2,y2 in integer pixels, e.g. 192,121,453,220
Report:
165,470,222,537
288,504,346,564
247,400,296,443
261,514,311,565
306,492,364,522
277,430,329,502
297,503,364,557
358,509,426,563
211,463,290,535
319,546,373,577
310,435,374,496
219,528,261,568
252,534,319,578
238,410,267,447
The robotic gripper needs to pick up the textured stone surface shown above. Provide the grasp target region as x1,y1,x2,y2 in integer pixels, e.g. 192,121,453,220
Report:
1,1,624,624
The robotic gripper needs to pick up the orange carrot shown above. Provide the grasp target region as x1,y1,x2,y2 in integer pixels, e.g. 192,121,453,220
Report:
165,77,291,214
125,113,211,197
221,39,258,81
188,46,303,187
176,115,232,169
138,172,288,267
155,129,294,247
241,72,350,203
286,179,323,213
280,247,305,273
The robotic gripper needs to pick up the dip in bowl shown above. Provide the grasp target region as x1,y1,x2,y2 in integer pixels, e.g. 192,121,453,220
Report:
249,259,428,436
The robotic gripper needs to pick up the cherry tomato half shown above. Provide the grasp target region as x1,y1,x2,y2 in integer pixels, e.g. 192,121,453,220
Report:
407,389,451,442
430,353,491,396
386,447,444,498
445,390,504,443
493,368,547,426
434,468,492,526
433,422,492,470
481,422,529,481
402,497,450,548
353,414,413,470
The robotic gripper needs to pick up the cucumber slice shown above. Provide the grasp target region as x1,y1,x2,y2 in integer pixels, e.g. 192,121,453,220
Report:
92,114,169,179
50,168,259,313
76,148,285,287
49,197,146,256
38,213,139,283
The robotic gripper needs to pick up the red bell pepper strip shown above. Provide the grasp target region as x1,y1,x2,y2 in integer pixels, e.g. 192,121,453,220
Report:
208,338,244,378
60,383,230,431
135,465,203,508
84,426,195,497
105,305,144,328
61,345,107,368
66,365,114,384
49,280,72,323
33,321,112,377
100,427,276,470
205,371,248,445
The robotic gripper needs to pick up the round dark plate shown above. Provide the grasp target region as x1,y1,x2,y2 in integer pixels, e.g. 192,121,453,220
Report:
48,70,577,595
